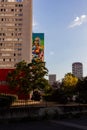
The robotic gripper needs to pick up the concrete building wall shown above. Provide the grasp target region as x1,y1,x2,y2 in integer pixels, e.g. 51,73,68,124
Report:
0,0,32,68
22,0,32,63
72,62,83,79
49,74,56,85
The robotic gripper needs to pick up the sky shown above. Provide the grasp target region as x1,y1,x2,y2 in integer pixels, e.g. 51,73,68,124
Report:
33,0,87,80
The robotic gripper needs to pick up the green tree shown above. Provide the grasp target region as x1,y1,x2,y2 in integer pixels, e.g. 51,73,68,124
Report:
7,60,30,98
76,77,87,103
61,73,78,96
29,59,49,92
7,60,49,99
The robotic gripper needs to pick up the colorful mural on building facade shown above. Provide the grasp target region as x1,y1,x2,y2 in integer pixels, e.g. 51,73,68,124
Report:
32,33,44,61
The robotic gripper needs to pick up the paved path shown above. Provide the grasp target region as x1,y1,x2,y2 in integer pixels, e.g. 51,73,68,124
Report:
51,120,87,130
0,121,80,130
51,116,87,130
0,116,87,130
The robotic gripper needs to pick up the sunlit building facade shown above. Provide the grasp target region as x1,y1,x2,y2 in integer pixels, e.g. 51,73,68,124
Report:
72,62,83,79
0,0,32,68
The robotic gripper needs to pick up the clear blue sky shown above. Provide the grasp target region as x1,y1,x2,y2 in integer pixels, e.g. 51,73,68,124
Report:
33,0,87,80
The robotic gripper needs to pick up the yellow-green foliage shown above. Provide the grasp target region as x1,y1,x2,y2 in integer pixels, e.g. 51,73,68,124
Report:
62,73,78,89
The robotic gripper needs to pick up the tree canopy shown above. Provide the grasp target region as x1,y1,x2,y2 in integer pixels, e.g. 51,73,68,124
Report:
7,60,49,98
61,73,78,95
62,73,78,88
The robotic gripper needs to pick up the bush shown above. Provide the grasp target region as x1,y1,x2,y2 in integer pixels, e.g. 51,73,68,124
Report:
0,94,17,108
75,92,87,104
43,89,68,104
31,91,41,101
42,94,52,102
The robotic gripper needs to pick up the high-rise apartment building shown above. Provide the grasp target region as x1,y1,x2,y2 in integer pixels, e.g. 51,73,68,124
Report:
0,0,32,68
49,74,56,85
72,62,83,79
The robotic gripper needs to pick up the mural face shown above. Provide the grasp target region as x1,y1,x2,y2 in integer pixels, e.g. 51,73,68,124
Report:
32,33,44,61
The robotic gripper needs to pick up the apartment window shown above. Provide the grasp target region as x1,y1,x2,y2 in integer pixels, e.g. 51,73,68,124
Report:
0,14,4,16
3,33,5,36
15,4,18,7
18,38,22,41
15,18,22,21
15,28,17,31
19,28,22,31
11,9,14,11
8,28,14,31
15,13,23,16
15,23,22,26
18,53,21,56
0,43,2,46
2,54,10,56
0,33,5,36
1,48,13,51
18,48,22,51
11,33,13,36
15,4,23,7
6,9,8,11
0,64,12,67
14,48,17,51
0,9,3,11
15,43,22,46
20,9,22,12
13,38,18,41
0,0,6,2
5,23,15,26
15,28,22,31
4,14,14,16
15,9,19,12
15,48,22,51
6,43,12,46
14,53,16,56
18,33,22,36
0,38,4,41
5,38,12,41
1,18,3,21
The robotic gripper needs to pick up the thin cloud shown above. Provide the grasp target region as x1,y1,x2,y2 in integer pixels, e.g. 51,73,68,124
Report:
69,14,87,28
32,17,38,31
32,19,37,28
